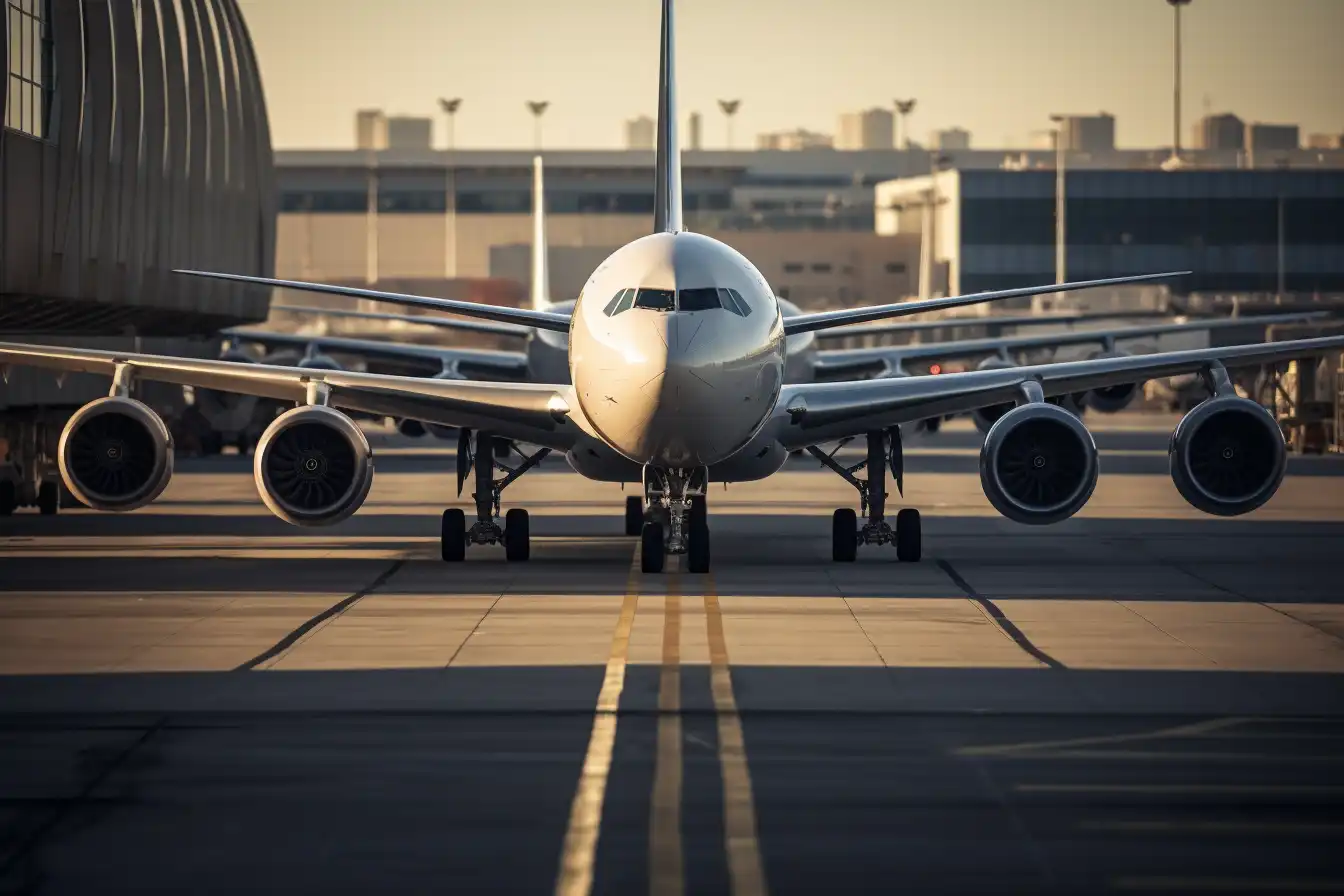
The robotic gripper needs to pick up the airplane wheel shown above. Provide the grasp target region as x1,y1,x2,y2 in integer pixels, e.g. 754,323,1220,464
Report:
0,480,16,516
640,520,665,573
687,517,710,574
37,481,60,516
832,508,857,563
689,494,706,530
504,508,530,562
441,509,466,562
624,496,644,536
896,508,921,563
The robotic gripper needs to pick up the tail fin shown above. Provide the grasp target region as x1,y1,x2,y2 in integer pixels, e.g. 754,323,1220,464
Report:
531,155,550,310
653,0,683,233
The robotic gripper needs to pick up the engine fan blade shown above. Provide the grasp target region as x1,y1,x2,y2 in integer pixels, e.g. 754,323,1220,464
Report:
888,425,904,497
456,427,473,498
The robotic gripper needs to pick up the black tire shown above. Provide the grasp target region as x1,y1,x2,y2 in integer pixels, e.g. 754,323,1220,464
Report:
896,508,921,563
441,508,466,562
640,520,665,573
504,508,530,562
0,480,16,516
624,495,644,536
832,508,857,562
687,517,710,574
689,494,707,529
37,480,60,516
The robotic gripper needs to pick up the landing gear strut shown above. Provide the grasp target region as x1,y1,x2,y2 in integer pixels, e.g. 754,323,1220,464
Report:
640,466,710,574
809,428,921,563
0,418,62,516
440,430,548,562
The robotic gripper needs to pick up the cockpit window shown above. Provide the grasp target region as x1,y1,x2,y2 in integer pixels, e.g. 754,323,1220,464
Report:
677,288,722,312
718,287,752,316
602,289,626,316
633,288,676,311
603,288,637,316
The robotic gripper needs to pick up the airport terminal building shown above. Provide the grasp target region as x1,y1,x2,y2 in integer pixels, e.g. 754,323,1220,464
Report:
876,169,1344,302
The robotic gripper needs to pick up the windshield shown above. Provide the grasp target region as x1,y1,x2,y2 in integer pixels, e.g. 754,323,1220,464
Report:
633,288,676,311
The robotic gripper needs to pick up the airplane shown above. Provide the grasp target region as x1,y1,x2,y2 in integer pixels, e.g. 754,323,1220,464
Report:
2,0,1342,577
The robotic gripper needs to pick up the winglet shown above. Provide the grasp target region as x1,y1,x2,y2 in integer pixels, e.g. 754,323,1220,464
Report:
531,155,550,310
653,0,683,233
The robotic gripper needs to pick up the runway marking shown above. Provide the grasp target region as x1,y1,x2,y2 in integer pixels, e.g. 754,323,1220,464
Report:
553,549,644,896
958,716,1248,757
650,570,684,896
1111,877,1344,892
234,560,405,671
935,559,1066,670
703,575,769,896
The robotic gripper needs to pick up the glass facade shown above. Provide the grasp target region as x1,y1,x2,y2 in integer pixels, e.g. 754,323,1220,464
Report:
279,187,732,216
5,0,50,139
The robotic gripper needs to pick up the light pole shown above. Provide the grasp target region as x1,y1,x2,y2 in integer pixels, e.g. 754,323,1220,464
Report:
1043,114,1067,313
438,98,462,280
526,101,549,150
718,99,740,149
1168,0,1192,164
920,153,952,300
894,99,916,150
438,97,462,149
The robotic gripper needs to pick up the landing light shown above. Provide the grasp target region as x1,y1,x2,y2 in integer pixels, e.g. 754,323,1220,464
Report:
929,363,943,375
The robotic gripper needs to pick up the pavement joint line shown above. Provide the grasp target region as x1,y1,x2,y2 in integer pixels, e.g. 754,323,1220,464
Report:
552,546,645,896
1157,558,1344,647
703,573,769,896
232,559,405,672
443,587,507,669
934,559,1066,670
958,716,1249,757
650,569,685,896
0,714,169,882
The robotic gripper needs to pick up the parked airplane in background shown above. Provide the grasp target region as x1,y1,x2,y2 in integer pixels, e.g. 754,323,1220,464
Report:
3,0,1341,576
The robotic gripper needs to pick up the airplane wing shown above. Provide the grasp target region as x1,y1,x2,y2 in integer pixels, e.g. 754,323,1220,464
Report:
173,270,573,333
810,311,1328,380
222,328,531,380
0,342,576,451
270,305,532,339
813,311,1160,340
774,334,1344,450
781,272,1188,336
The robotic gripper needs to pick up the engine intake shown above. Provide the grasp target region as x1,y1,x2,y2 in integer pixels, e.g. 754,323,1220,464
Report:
255,405,374,525
1170,396,1285,516
980,402,1099,524
58,397,174,511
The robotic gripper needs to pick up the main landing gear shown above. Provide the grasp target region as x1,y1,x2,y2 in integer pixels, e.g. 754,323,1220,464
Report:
638,466,710,574
808,428,921,564
441,429,548,563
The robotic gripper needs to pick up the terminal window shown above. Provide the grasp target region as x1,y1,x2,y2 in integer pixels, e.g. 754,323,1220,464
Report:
5,0,50,139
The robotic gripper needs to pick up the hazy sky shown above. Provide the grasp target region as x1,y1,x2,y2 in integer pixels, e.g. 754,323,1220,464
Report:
235,0,1344,151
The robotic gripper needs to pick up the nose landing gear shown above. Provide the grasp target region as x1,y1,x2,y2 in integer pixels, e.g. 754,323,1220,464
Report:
639,466,710,573
441,429,548,562
808,428,921,563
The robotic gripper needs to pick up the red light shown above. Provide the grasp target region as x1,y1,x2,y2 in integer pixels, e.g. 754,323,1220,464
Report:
929,363,942,375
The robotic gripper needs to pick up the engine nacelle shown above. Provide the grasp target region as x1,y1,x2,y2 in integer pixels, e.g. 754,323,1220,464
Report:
980,402,1099,525
254,405,374,526
58,397,174,511
426,369,466,440
971,356,1018,433
395,418,428,438
296,354,343,371
195,349,261,430
1169,396,1285,517
1077,349,1141,414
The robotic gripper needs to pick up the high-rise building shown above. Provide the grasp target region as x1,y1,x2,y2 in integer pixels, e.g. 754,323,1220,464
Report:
757,129,833,151
688,112,702,150
386,116,433,150
929,127,971,150
355,109,388,150
1246,122,1300,153
625,115,655,150
1055,113,1115,153
836,108,894,150
1307,133,1344,150
1193,113,1244,150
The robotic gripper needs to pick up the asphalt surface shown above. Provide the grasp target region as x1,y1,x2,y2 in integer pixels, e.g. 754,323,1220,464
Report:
1,415,1342,895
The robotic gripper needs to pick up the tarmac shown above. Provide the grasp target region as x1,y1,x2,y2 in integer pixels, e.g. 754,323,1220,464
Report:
1,413,1342,895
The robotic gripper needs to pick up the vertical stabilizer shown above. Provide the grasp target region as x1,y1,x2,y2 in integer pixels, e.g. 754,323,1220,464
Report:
531,155,550,309
653,0,683,233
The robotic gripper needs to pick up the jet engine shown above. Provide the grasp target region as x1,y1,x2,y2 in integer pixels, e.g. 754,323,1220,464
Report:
296,354,344,371
254,405,374,526
58,397,174,511
194,348,261,432
395,418,428,438
980,402,1099,525
971,356,1018,433
1074,349,1141,414
426,369,466,440
1169,396,1285,516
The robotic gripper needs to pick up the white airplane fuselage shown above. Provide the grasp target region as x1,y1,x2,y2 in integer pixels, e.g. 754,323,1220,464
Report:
564,232,786,474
